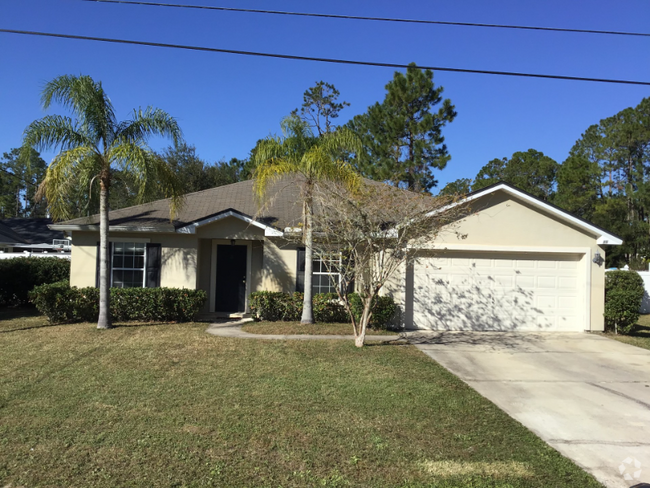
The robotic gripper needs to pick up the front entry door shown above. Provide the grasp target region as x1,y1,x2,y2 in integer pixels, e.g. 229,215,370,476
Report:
215,244,247,312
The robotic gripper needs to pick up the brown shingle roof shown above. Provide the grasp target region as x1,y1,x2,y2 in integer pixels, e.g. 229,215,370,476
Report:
55,178,305,231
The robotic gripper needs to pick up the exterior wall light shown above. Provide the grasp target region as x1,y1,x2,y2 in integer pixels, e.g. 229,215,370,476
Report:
592,251,604,266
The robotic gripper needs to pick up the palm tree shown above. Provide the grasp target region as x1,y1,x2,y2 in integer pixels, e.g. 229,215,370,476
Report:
22,75,184,329
253,115,361,324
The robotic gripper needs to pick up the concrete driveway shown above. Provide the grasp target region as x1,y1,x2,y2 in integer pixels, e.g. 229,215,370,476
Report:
410,331,650,488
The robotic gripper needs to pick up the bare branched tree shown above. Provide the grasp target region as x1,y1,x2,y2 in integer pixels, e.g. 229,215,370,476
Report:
303,181,466,347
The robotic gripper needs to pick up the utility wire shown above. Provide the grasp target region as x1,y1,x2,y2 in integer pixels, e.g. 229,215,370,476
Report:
80,0,650,38
1,28,649,86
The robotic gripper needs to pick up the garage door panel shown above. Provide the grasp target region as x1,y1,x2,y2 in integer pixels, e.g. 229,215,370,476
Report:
493,275,514,287
558,277,578,289
516,275,535,289
537,276,557,288
412,252,584,332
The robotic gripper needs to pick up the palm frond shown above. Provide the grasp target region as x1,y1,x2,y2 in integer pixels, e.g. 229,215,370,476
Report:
303,144,361,194
321,127,362,157
253,157,300,201
41,75,116,144
281,114,313,140
40,146,100,221
22,115,96,154
253,118,362,201
116,107,183,146
110,142,185,220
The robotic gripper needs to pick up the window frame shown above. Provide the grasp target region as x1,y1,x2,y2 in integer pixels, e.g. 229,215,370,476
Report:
110,241,147,289
296,248,342,295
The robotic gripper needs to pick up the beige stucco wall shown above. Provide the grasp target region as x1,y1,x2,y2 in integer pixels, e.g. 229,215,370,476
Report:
70,231,198,290
261,238,299,292
435,192,601,249
251,240,264,292
384,191,607,331
70,231,101,288
159,234,198,289
197,239,212,312
196,216,265,241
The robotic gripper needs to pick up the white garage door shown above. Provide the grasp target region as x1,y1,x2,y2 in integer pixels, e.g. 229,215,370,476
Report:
412,252,585,332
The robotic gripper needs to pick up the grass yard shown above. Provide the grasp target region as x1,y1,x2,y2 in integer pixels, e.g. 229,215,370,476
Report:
0,310,600,487
241,321,399,336
606,313,650,351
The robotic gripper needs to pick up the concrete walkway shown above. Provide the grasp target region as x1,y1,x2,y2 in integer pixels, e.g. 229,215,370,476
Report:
412,331,650,488
205,320,405,342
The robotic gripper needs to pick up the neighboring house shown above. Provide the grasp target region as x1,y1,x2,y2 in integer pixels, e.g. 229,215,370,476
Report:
0,218,70,258
50,180,622,331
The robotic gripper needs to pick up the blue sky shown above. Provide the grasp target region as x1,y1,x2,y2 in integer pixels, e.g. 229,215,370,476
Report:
1,0,648,191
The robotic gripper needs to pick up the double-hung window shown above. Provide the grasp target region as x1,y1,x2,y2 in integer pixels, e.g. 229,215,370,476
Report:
296,249,341,294
111,242,146,288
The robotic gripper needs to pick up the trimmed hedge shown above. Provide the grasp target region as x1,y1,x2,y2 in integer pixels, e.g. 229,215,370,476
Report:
604,270,645,334
349,293,398,329
248,292,348,323
249,291,397,329
0,257,70,306
30,282,207,324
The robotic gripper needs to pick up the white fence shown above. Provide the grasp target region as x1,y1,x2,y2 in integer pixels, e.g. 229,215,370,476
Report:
638,271,650,314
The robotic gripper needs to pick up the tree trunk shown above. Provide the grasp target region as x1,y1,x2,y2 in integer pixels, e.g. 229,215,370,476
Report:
354,298,373,348
97,178,112,330
301,198,314,324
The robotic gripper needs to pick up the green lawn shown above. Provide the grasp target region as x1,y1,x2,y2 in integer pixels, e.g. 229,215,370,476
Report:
242,321,399,336
607,313,650,351
0,310,600,487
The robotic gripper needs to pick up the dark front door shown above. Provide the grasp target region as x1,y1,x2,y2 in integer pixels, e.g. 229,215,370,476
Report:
215,244,247,312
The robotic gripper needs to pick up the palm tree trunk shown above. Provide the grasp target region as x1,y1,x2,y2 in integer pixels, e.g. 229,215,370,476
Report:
97,179,112,329
301,199,314,324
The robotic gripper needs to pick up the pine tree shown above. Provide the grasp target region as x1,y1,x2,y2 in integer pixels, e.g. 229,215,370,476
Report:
347,63,456,192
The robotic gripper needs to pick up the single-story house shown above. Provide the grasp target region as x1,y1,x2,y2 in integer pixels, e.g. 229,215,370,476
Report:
50,179,621,331
0,218,70,258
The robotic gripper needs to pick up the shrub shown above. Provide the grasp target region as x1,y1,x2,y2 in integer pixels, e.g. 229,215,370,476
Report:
250,291,347,322
249,291,299,321
0,257,70,306
313,293,349,323
348,293,398,330
249,291,396,328
29,280,81,323
604,270,645,334
30,283,207,324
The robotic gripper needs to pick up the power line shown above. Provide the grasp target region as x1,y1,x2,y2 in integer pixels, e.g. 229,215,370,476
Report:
80,0,650,38
1,28,649,86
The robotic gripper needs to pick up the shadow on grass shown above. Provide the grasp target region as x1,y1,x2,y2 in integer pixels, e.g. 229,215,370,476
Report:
629,324,650,338
0,307,42,320
364,339,409,347
0,307,54,334
0,323,57,334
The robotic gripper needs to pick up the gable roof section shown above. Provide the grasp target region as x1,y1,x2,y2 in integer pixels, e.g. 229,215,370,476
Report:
50,177,622,246
0,218,63,244
439,182,622,246
176,208,284,236
0,221,28,244
50,179,304,234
